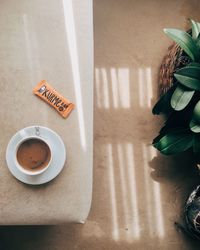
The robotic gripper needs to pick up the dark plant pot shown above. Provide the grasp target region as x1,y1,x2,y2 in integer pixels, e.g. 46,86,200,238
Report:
184,185,200,239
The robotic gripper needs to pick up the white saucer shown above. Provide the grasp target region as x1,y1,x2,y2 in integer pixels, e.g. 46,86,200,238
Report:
6,126,66,185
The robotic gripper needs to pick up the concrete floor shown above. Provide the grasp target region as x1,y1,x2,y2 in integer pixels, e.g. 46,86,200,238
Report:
1,0,200,249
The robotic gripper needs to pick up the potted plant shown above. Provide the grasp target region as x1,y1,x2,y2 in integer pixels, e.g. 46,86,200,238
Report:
152,19,200,239
153,19,200,158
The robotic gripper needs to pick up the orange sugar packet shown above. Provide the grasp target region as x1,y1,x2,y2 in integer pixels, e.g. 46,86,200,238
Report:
33,80,75,118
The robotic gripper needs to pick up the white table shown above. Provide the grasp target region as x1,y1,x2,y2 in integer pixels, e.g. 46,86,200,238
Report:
0,0,93,224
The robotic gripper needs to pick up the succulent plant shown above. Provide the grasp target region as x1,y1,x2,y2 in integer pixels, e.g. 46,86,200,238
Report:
153,19,200,156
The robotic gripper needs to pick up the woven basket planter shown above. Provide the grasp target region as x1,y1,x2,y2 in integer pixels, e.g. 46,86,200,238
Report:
158,34,192,96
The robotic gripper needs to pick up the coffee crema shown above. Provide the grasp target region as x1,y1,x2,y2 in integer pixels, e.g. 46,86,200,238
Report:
16,138,51,171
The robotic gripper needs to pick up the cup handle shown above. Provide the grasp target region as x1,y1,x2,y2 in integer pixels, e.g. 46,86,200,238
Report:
35,126,41,136
19,126,41,140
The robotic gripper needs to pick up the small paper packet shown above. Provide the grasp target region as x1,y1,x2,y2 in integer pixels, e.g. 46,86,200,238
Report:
33,80,75,118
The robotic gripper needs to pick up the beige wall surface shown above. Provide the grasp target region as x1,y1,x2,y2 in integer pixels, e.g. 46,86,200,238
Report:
1,0,200,249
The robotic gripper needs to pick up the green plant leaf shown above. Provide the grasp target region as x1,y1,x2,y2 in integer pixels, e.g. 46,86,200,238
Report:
190,19,200,39
159,99,195,135
153,128,193,155
164,28,199,61
153,127,189,143
192,100,200,123
185,62,200,67
190,119,200,133
174,65,200,90
159,124,188,135
193,133,200,153
170,84,195,111
196,34,200,50
152,86,175,115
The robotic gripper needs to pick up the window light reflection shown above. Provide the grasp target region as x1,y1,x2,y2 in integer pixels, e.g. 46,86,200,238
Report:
118,68,130,108
107,143,119,240
95,67,130,109
110,68,119,108
149,147,165,238
142,143,154,237
126,143,140,239
117,143,130,240
101,68,110,109
62,0,86,150
95,68,101,108
146,67,153,108
138,68,153,108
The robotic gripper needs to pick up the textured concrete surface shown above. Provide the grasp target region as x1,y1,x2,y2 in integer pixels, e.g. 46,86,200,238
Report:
1,0,200,249
0,0,93,224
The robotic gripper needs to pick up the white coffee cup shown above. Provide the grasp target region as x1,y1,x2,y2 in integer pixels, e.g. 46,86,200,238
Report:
14,128,52,176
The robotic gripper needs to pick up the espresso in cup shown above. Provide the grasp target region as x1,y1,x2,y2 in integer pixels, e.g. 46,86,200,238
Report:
16,138,51,172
